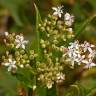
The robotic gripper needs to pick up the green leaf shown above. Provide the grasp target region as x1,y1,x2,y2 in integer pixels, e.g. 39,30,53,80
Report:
75,13,96,39
89,0,96,10
15,68,33,88
36,85,47,96
15,73,33,88
34,3,42,61
0,0,27,26
70,85,80,96
47,85,57,96
87,88,96,96
65,85,80,96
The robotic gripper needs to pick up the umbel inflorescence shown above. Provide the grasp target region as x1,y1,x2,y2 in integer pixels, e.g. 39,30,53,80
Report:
1,6,96,89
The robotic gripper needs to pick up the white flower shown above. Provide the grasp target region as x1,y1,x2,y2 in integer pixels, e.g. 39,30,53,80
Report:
15,35,28,49
69,41,79,50
75,54,85,65
56,72,65,83
46,80,54,89
3,59,16,71
83,59,96,69
67,48,77,58
64,41,80,66
66,56,77,67
81,41,95,53
64,13,74,26
88,50,96,59
64,41,96,68
68,41,80,58
52,6,63,18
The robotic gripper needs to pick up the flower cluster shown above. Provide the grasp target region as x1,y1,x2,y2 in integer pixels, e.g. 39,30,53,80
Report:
2,32,36,72
37,6,75,88
63,41,96,69
4,32,28,49
37,58,65,89
1,6,96,90
52,6,74,27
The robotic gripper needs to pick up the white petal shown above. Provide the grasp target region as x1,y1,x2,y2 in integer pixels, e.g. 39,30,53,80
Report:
12,65,17,68
16,44,21,48
88,47,93,53
20,36,24,41
23,40,28,44
8,66,12,71
22,44,25,49
91,44,95,47
9,59,12,62
64,13,70,20
91,63,96,67
4,63,10,66
16,35,20,39
82,55,85,58
52,7,57,11
82,60,88,64
13,61,16,65
15,39,20,43
5,32,9,36
71,60,75,66
65,20,72,26
53,12,58,15
47,83,52,89
58,13,61,18
84,48,87,52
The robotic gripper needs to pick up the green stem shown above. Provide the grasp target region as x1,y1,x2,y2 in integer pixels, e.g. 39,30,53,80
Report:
28,88,36,96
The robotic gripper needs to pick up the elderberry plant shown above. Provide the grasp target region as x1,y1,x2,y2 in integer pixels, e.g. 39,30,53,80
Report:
1,5,96,96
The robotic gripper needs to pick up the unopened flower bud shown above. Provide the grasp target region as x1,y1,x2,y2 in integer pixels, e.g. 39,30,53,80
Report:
41,44,46,48
20,50,25,54
15,51,20,56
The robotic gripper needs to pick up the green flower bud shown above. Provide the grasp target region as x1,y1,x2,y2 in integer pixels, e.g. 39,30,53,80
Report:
23,54,28,59
9,55,12,59
16,57,20,61
46,26,50,31
47,34,50,37
6,51,9,56
43,22,47,27
2,56,5,60
29,50,34,54
9,44,14,48
21,59,26,64
26,60,30,63
53,30,58,35
12,33,15,37
15,51,20,56
47,21,51,25
41,44,46,48
39,24,41,27
41,27,45,31
40,39,45,44
20,50,25,54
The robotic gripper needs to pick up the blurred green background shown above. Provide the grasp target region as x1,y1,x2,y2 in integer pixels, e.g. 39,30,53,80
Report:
0,0,96,95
